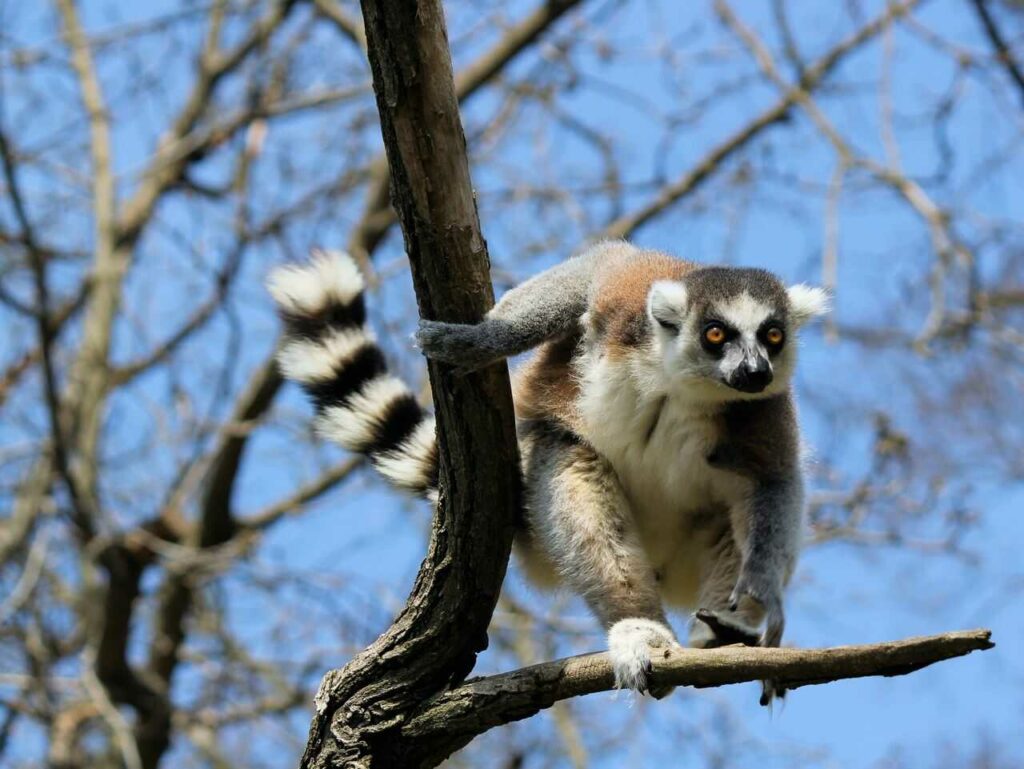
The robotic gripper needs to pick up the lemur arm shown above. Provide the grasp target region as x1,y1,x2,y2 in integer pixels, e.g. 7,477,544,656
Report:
708,396,804,651
728,476,804,648
415,240,632,369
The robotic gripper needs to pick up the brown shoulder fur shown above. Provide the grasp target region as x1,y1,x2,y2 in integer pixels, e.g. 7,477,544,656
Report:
513,328,584,434
590,250,695,358
513,248,696,433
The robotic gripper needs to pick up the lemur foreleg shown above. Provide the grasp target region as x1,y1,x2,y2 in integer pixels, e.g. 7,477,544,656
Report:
722,478,804,703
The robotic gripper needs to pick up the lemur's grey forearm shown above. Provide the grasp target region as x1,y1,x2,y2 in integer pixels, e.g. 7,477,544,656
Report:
743,478,803,578
730,476,803,648
416,240,632,369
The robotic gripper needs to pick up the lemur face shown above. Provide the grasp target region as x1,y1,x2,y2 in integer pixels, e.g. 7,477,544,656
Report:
646,267,828,399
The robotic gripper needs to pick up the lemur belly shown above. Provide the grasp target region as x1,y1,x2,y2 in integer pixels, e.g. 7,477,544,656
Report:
579,359,739,608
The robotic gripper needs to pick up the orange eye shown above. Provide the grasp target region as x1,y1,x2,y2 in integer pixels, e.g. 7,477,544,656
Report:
765,327,784,345
704,325,726,345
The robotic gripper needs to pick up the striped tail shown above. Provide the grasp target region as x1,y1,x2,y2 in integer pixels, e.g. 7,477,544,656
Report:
267,250,439,499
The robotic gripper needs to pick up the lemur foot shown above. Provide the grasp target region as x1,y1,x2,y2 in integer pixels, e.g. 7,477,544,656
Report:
692,608,787,707
760,680,787,706
691,608,760,648
607,618,681,699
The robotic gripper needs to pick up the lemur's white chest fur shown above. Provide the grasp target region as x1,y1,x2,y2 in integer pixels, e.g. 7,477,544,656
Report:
576,351,748,606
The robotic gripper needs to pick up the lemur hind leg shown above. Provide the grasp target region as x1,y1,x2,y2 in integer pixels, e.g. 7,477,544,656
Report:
522,422,680,698
691,532,784,705
689,532,764,648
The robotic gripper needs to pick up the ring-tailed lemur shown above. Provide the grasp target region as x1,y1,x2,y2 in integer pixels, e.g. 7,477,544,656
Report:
268,241,828,704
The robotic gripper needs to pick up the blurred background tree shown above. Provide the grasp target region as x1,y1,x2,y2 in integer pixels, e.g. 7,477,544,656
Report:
0,0,1021,767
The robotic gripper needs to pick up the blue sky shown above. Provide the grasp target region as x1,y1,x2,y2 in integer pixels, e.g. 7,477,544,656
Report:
2,0,1023,767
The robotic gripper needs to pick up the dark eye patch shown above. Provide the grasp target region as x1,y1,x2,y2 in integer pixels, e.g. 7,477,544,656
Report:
699,319,737,355
656,317,680,333
757,320,786,349
702,319,737,339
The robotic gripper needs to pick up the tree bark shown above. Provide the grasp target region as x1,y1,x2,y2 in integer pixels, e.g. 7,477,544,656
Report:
298,1,522,767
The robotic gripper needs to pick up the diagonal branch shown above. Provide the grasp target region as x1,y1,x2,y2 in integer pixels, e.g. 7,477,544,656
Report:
453,0,583,97
239,459,362,531
970,0,1024,109
0,286,89,410
312,0,368,52
603,0,921,239
116,0,300,248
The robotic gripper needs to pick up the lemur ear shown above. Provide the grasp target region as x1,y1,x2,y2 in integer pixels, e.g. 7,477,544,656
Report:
786,284,830,326
647,281,688,328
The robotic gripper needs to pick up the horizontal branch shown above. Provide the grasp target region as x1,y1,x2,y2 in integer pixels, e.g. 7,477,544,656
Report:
406,629,993,753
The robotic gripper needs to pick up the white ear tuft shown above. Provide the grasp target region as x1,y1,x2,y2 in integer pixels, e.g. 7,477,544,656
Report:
787,284,830,325
647,281,688,326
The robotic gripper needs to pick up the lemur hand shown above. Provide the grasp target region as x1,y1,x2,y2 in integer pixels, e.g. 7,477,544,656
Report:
729,569,787,706
729,567,785,648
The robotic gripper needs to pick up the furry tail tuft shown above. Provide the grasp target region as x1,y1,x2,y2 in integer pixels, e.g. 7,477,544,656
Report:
268,250,438,498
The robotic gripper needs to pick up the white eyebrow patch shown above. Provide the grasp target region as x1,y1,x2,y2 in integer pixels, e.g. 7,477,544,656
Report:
716,292,772,333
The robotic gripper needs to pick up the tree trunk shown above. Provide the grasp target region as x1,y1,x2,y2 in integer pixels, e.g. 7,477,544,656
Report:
298,1,522,767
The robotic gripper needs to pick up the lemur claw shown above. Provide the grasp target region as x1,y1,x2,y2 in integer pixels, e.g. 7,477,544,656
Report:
414,320,463,361
760,680,788,706
724,575,787,706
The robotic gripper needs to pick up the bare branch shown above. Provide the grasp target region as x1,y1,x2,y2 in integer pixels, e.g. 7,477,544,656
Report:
240,459,362,531
970,0,1024,108
81,648,144,769
406,630,995,756
344,0,584,266
116,0,300,247
56,0,122,525
312,0,368,52
606,0,921,240
453,0,584,98
714,0,971,346
0,286,89,409
196,357,284,547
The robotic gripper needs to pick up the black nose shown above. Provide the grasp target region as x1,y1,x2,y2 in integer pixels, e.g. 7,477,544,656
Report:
731,358,773,393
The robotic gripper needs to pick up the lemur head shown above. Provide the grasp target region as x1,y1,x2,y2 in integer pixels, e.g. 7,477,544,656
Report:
646,267,828,399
